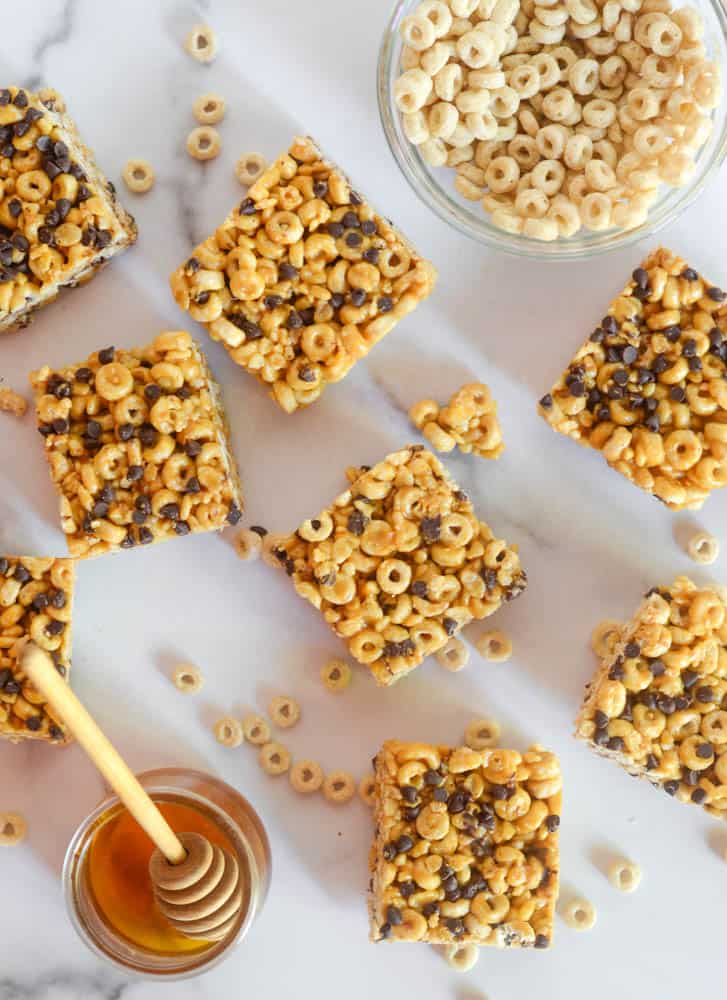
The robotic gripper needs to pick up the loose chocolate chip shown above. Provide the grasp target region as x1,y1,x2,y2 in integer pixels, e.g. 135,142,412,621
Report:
645,753,658,770
623,641,640,659
52,418,69,434
329,293,345,310
401,785,418,803
446,918,464,936
669,386,686,402
264,294,283,309
227,503,242,526
601,315,619,334
696,742,713,759
539,393,553,409
448,791,467,814
645,414,660,432
96,346,115,365
682,669,698,689
545,814,560,832
709,327,723,347
682,768,698,786
7,198,22,218
250,525,268,537
4,679,21,695
96,229,112,248
688,356,702,372
91,501,109,519
0,90,9,106
132,510,147,525
195,292,210,306
410,580,428,599
420,515,441,543
682,338,697,357
707,286,726,302
13,90,28,108
403,806,421,822
135,495,152,514
349,190,363,205
377,296,393,313
85,420,102,439
568,379,586,397
349,288,367,307
127,465,144,482
347,509,368,535
11,233,29,253
386,905,402,926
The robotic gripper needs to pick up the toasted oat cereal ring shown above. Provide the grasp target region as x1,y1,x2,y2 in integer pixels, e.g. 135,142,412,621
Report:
241,714,271,746
435,637,469,672
358,775,376,807
234,528,263,562
122,159,155,194
187,126,221,161
562,897,597,930
172,663,204,694
590,619,622,660
193,92,226,125
607,858,642,893
268,695,300,729
213,717,243,748
289,760,324,794
465,717,501,749
687,531,719,565
235,152,267,186
258,741,291,776
323,770,355,804
0,813,27,847
442,943,479,972
185,24,218,63
320,658,352,692
261,533,289,569
475,630,512,662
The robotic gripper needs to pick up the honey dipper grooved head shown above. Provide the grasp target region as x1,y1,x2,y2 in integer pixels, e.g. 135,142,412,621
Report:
149,831,244,942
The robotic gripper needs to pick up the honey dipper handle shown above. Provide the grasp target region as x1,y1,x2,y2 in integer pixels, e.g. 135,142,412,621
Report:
21,642,186,865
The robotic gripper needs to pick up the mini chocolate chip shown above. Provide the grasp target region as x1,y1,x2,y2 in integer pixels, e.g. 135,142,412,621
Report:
138,527,154,545
669,386,686,402
379,923,391,939
363,247,379,264
50,590,66,609
433,787,448,802
49,725,65,741
691,787,707,804
159,503,180,521
399,880,417,899
396,834,413,853
118,423,134,442
681,267,698,281
442,617,457,636
349,288,367,307
534,934,550,949
602,315,619,333
377,296,393,313
313,179,328,198
327,221,344,238
545,814,560,832
650,659,666,676
138,424,158,447
120,533,135,549
347,509,368,535
632,267,649,287
568,379,585,397
85,420,102,439
539,393,553,409
608,736,625,752
279,262,298,280
342,211,359,228
594,709,609,728
423,769,443,786
345,232,363,247
52,418,69,434
420,515,441,543
227,504,242,526
13,565,31,583
664,325,682,342
623,642,640,658
707,287,726,302
31,593,49,611
696,685,714,703
386,905,402,925
126,465,144,482
91,501,109,519
46,620,65,636
185,477,201,494
329,293,345,309
403,806,421,822
411,580,428,598
682,338,697,356
622,345,638,364
382,843,396,861
696,742,713,759
25,716,42,731
239,198,256,215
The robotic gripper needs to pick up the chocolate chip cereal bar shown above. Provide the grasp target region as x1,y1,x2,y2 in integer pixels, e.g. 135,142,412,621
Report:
0,556,74,744
369,740,561,948
539,248,727,511
576,577,727,817
0,86,136,332
170,136,437,412
271,445,526,686
30,332,242,558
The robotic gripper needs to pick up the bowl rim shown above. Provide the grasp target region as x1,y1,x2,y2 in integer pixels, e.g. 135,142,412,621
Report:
377,0,727,261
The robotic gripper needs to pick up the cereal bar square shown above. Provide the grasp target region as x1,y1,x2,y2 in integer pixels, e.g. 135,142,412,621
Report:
576,577,727,818
0,86,136,332
170,136,437,413
30,332,243,558
0,556,74,744
272,445,526,686
539,248,727,511
369,740,561,947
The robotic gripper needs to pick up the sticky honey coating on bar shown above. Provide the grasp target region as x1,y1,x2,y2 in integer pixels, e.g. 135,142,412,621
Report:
576,577,727,818
368,740,561,948
29,332,243,559
0,86,136,333
539,248,727,511
271,445,526,686
0,556,74,744
170,136,437,413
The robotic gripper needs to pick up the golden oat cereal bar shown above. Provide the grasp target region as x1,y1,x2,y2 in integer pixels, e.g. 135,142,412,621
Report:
0,86,136,333
270,445,526,686
0,556,74,744
576,577,727,818
170,136,437,413
410,383,504,461
30,332,242,558
368,740,561,948
538,248,727,511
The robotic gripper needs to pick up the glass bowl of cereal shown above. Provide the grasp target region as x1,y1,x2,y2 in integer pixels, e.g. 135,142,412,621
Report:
378,0,727,259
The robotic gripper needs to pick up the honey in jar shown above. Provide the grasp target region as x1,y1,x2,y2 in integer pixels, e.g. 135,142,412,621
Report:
87,799,235,954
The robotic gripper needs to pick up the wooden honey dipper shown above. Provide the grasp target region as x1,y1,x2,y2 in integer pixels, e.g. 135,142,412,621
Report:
21,642,243,942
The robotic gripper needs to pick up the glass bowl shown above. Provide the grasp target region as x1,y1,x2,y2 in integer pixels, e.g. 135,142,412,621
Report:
377,0,727,260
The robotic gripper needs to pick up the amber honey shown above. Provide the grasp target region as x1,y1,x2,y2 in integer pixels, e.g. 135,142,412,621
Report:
88,800,236,955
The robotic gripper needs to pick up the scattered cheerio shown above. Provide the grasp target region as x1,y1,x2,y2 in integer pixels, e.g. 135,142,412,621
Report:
268,695,300,729
186,126,221,161
122,159,155,194
289,760,324,794
687,531,719,565
607,858,642,893
0,812,27,847
435,637,469,671
465,717,501,750
475,629,512,662
234,528,263,562
323,770,355,804
184,24,218,63
562,897,597,931
242,714,271,746
193,93,225,125
234,152,267,186
213,717,243,748
442,943,479,973
590,620,622,661
320,659,352,692
171,663,204,694
259,741,291,776
0,387,27,417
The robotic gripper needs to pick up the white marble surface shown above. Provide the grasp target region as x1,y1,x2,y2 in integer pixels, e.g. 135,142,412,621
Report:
1,1,727,998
